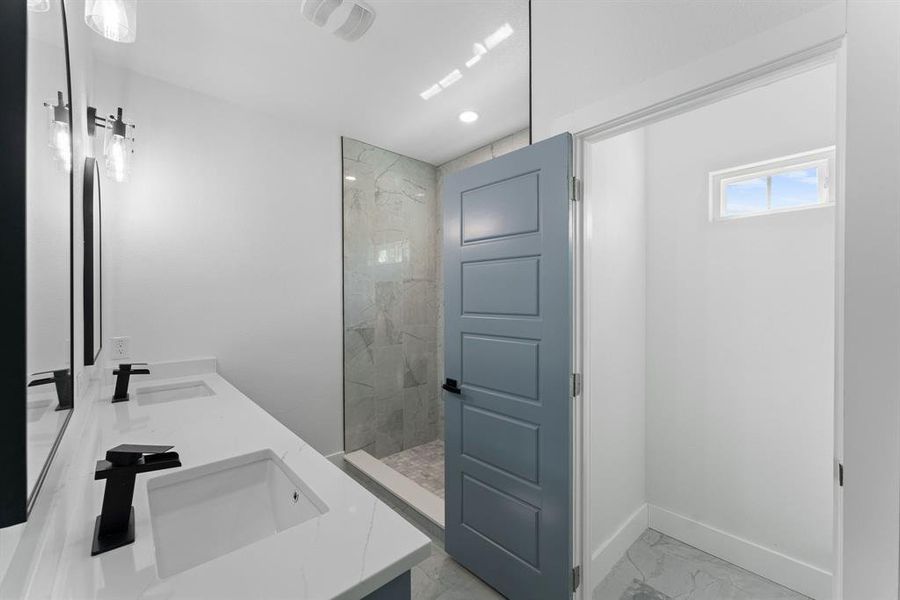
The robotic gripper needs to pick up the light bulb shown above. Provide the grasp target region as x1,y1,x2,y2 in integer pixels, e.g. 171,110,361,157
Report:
103,107,133,182
459,111,479,124
84,0,137,43
45,94,71,171
105,134,129,182
48,120,71,171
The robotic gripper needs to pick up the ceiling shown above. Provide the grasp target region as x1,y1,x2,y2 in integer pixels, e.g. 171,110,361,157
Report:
89,0,530,165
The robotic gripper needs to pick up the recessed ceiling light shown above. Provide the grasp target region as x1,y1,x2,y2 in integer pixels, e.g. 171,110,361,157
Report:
420,84,442,100
345,175,357,181
439,69,462,89
465,55,482,68
459,111,479,124
484,23,514,50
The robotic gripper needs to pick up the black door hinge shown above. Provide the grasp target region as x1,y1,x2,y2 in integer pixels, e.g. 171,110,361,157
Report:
838,462,844,487
572,565,581,592
571,373,582,397
570,176,580,202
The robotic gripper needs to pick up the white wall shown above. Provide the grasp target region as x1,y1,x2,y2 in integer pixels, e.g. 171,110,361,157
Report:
584,129,648,582
841,2,900,597
94,64,344,455
532,0,845,140
643,64,836,598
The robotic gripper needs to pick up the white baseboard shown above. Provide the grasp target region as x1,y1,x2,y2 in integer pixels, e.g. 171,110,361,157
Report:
648,505,832,600
589,503,649,593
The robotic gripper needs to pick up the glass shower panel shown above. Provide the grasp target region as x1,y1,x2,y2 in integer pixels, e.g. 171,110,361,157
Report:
342,138,440,458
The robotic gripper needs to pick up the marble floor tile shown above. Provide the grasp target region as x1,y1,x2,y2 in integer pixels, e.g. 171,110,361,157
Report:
593,530,811,600
412,542,506,600
382,439,445,498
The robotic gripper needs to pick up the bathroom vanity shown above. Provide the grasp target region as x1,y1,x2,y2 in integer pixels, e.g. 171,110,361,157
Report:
6,360,429,599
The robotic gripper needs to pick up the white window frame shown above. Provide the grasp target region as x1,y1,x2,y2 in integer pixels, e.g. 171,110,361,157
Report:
709,146,836,221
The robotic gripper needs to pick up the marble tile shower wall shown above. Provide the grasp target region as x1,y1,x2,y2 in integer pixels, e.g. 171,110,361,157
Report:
343,138,441,458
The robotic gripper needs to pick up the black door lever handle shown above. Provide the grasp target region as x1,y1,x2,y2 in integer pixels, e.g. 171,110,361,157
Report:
442,378,461,394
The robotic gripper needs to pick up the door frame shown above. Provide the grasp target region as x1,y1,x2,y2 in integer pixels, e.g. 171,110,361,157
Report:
570,37,846,599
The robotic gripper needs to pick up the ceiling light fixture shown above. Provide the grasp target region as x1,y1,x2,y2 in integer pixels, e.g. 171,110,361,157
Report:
459,111,479,124
439,69,462,89
417,23,512,101
27,0,50,13
345,175,357,181
420,84,442,101
84,0,137,43
484,22,513,50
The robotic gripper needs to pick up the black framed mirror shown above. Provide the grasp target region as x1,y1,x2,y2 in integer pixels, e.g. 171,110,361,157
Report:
0,0,75,528
83,157,102,366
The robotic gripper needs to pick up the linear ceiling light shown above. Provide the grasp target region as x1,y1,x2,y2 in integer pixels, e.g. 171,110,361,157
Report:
420,84,442,100
439,69,462,89
484,23,513,50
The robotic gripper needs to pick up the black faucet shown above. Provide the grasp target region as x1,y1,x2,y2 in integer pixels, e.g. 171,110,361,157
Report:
112,362,150,402
91,444,181,556
28,369,73,411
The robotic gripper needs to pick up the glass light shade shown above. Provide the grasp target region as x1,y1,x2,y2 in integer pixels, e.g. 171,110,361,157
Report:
84,0,137,43
46,106,71,171
103,129,132,182
27,0,51,13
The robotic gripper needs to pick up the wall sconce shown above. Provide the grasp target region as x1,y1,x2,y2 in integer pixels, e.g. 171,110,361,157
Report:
44,91,71,171
88,106,135,183
84,0,137,43
27,0,51,13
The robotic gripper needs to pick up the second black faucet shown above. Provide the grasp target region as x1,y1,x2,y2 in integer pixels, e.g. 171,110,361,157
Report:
112,362,150,402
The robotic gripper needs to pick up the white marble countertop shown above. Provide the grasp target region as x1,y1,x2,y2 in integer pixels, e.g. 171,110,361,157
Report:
22,364,430,599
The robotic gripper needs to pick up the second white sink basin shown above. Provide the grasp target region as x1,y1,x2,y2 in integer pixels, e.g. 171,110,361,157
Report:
135,380,215,406
147,449,328,578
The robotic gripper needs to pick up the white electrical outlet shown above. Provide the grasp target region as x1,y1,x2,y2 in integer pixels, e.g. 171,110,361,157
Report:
110,336,131,360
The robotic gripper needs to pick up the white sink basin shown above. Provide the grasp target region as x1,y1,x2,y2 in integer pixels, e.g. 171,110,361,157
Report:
135,380,215,405
147,449,328,578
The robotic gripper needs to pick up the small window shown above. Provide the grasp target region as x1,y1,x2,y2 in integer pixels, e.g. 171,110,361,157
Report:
710,147,835,220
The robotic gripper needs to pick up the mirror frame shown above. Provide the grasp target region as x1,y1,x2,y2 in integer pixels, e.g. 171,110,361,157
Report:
0,0,76,528
83,157,102,366
0,0,28,528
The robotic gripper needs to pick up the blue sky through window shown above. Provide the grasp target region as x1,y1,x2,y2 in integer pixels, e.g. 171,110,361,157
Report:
725,177,767,214
771,167,819,208
722,165,822,217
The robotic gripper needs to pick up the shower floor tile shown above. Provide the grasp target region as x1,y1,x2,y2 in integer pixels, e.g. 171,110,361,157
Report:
593,530,811,600
383,439,445,499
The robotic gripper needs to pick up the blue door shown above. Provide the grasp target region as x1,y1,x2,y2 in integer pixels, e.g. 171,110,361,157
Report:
443,133,573,599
